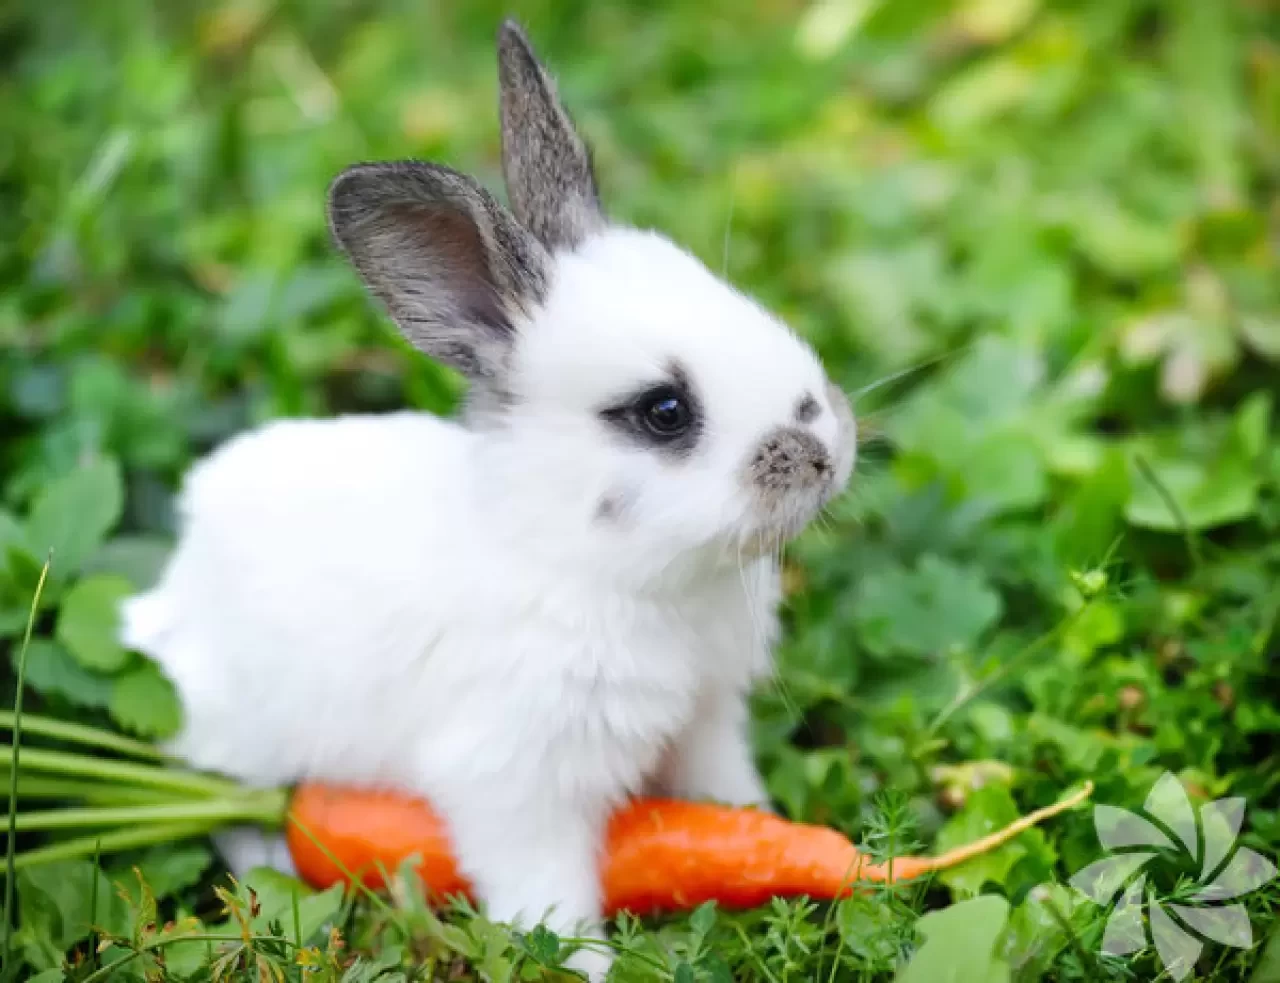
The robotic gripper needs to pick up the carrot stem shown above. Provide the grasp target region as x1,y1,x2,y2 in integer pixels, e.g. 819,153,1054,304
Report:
0,712,169,763
0,777,180,805
6,822,220,872
11,792,286,832
0,747,242,799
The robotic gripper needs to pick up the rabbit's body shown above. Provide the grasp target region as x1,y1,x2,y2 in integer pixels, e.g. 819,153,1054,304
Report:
122,22,855,979
126,407,777,799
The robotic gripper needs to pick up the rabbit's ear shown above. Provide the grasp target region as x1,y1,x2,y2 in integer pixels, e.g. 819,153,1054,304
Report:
328,161,549,384
497,19,604,251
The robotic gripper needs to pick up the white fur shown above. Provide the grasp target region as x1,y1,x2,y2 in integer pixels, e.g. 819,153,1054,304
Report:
121,226,853,979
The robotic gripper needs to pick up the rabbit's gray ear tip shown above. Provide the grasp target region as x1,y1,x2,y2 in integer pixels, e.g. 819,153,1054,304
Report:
327,162,375,202
497,17,531,49
326,165,357,206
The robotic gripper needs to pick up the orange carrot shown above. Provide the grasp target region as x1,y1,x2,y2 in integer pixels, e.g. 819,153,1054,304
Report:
287,781,1092,917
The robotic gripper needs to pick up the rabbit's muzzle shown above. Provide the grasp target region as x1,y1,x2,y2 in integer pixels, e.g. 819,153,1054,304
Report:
749,427,834,495
740,424,841,548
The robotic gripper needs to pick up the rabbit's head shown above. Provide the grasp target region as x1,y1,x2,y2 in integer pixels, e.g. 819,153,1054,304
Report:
328,21,855,583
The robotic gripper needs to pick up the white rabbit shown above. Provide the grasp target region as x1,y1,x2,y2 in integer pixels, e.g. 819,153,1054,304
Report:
119,19,855,980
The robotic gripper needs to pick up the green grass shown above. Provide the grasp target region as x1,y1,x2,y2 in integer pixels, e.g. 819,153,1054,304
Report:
2,0,1279,979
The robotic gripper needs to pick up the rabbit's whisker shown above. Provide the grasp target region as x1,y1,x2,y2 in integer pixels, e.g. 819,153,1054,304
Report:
843,340,975,405
721,178,737,278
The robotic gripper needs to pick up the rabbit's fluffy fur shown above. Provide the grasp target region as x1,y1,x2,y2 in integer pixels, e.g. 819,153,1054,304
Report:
120,20,855,980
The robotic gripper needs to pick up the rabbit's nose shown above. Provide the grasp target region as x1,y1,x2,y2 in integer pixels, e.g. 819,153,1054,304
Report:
747,426,834,497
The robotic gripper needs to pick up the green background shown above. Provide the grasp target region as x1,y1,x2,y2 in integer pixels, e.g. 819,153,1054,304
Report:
2,0,1279,979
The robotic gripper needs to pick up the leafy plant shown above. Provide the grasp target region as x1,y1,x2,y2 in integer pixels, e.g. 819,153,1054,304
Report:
2,0,1278,979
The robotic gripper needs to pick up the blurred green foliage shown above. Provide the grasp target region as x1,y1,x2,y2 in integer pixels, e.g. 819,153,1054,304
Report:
2,0,1279,979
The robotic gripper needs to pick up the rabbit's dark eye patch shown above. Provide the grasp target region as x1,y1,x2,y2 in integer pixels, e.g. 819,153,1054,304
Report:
599,363,702,457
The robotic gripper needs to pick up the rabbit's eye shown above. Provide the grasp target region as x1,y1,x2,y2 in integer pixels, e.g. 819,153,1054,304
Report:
599,365,702,455
641,389,692,437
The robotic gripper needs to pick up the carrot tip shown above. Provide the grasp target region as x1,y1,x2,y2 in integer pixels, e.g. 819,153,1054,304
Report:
909,779,1097,878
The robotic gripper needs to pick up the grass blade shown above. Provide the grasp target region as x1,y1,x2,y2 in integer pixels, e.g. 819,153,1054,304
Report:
88,839,100,977
1,553,51,980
